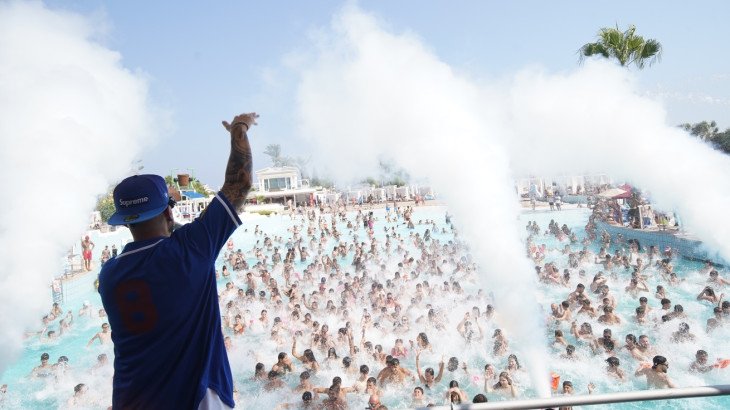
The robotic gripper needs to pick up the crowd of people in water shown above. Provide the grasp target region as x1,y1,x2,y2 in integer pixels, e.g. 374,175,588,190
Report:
10,197,730,409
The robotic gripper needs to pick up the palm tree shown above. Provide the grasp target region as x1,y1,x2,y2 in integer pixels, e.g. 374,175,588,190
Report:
578,24,662,69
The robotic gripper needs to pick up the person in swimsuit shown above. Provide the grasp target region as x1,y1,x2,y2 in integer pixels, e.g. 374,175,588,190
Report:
81,235,95,271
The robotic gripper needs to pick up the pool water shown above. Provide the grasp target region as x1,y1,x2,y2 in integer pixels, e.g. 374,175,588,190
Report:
1,205,729,409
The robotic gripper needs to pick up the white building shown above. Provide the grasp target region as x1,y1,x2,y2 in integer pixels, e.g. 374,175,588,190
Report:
254,166,317,204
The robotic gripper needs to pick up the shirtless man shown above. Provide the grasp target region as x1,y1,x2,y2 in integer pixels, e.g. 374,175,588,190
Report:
263,370,287,391
671,322,696,343
604,356,626,381
100,246,111,265
635,356,676,388
81,235,95,271
271,352,294,375
689,350,714,373
29,353,53,377
315,384,347,410
597,306,621,325
708,270,730,287
631,335,657,361
567,284,590,306
378,358,414,386
86,323,111,346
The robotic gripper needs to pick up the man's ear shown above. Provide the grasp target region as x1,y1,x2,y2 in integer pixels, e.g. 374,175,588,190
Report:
164,207,174,221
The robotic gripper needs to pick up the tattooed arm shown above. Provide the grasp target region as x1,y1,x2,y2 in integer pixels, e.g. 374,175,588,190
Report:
220,112,258,212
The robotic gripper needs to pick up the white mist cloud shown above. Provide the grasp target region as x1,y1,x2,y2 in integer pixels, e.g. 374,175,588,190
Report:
292,4,730,396
293,5,550,396
501,63,730,259
0,1,157,374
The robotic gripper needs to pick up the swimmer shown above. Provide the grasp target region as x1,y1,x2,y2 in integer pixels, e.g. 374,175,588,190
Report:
415,352,445,389
66,383,90,407
708,270,730,287
570,322,594,342
697,286,723,304
597,306,621,325
631,335,657,361
671,322,696,343
505,354,524,375
485,371,517,397
635,356,676,388
445,380,468,404
492,329,509,355
86,323,111,347
560,344,580,360
29,353,52,378
252,363,267,382
410,386,426,407
271,352,294,375
263,370,287,391
553,329,569,346
352,365,370,393
689,350,714,373
292,336,321,372
576,299,597,319
604,356,626,381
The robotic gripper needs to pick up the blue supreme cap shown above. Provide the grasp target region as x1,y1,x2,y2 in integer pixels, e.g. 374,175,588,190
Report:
108,174,169,226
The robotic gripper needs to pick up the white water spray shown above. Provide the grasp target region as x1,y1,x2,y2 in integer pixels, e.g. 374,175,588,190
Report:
292,5,551,396
0,1,157,376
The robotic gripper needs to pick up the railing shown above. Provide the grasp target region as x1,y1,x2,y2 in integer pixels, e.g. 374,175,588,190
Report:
416,384,730,409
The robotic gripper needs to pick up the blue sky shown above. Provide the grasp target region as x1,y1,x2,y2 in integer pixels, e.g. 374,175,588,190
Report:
40,0,730,187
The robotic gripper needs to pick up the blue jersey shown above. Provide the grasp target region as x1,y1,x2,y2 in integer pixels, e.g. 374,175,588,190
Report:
99,193,240,409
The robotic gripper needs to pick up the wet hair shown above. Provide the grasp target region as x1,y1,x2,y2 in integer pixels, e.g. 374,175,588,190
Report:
679,322,690,333
626,334,637,344
449,380,459,388
563,381,573,388
268,370,279,379
41,353,49,361
342,357,352,367
302,391,313,402
508,354,521,369
674,304,684,313
300,371,310,380
447,357,459,371
639,296,648,303
606,356,620,367
278,352,287,360
74,384,86,394
367,377,377,384
425,367,434,376
566,345,575,355
303,349,317,363
661,298,671,306
360,364,369,374
414,386,424,394
652,355,668,368
555,329,563,337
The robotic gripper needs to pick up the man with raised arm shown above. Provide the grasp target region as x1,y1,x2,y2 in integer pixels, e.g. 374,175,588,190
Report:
99,112,257,409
